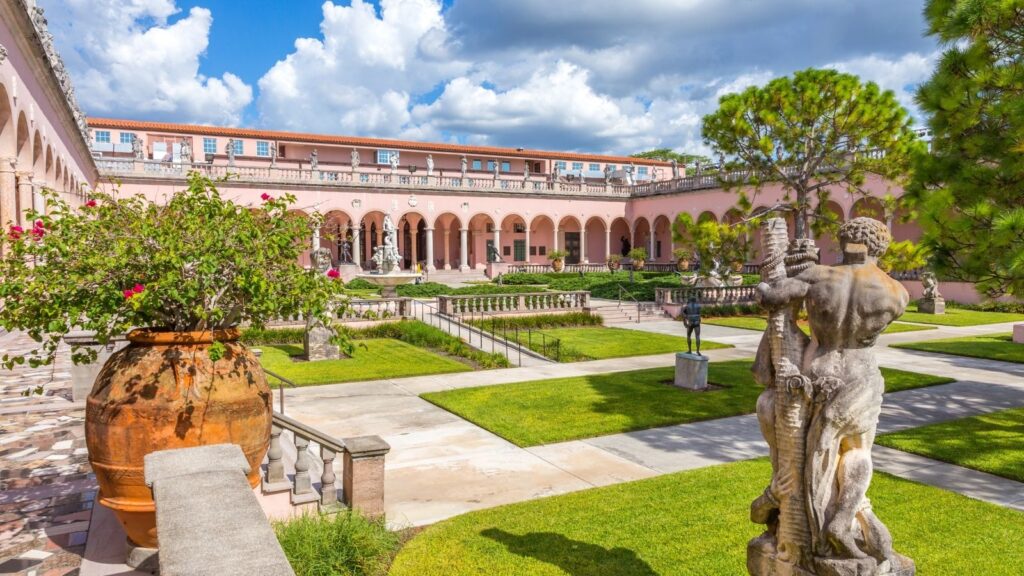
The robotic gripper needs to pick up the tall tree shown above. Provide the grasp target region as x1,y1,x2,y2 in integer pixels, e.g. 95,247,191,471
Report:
702,68,921,240
907,0,1024,297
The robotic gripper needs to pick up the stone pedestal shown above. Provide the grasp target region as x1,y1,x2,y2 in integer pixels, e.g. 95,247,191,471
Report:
674,352,708,390
1013,324,1024,344
342,436,390,519
63,332,129,402
486,261,510,279
918,297,945,314
304,322,341,361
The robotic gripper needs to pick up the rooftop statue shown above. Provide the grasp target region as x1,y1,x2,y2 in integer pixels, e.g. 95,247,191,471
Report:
460,155,468,179
351,148,360,171
310,148,318,170
269,142,278,167
748,217,914,576
671,158,679,179
389,152,399,174
180,138,192,164
226,139,236,165
132,135,144,160
427,154,434,176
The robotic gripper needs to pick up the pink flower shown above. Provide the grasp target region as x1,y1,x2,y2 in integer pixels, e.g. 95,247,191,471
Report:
30,221,44,239
326,269,340,279
85,199,97,208
8,225,23,240
123,289,135,300
260,193,272,202
132,284,145,294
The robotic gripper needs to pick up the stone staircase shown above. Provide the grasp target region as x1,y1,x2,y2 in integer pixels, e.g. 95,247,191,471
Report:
589,298,671,324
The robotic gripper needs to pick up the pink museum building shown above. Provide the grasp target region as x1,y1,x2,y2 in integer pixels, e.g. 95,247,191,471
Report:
0,0,918,277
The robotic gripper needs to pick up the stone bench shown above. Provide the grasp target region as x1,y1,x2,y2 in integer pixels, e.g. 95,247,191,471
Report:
144,444,294,576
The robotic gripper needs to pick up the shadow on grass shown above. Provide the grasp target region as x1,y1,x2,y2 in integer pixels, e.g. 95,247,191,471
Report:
481,528,658,576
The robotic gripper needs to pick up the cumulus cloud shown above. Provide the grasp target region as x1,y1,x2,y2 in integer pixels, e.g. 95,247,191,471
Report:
827,52,940,117
256,0,467,135
39,0,252,125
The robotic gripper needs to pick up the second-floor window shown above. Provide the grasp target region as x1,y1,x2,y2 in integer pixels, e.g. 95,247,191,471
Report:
203,138,217,155
555,161,567,171
572,162,584,171
256,141,270,157
589,163,600,171
376,149,398,164
120,132,134,144
638,166,649,176
233,140,244,155
472,159,482,170
607,164,616,172
487,160,497,172
501,161,511,172
95,131,111,143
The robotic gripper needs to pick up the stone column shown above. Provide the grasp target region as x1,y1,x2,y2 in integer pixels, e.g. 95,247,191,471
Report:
342,436,390,519
581,227,588,263
605,227,611,263
32,184,45,215
410,226,419,271
443,227,451,270
524,226,531,263
16,173,33,226
554,226,560,252
493,227,501,262
352,227,362,267
0,159,17,235
425,227,435,271
459,228,469,271
649,233,655,261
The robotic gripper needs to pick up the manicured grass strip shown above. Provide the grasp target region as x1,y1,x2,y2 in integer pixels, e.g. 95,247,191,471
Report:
877,407,1024,482
275,510,398,576
259,339,471,386
892,333,1024,364
508,326,729,362
704,316,934,334
422,360,950,446
389,459,1024,576
880,366,955,393
898,305,1024,326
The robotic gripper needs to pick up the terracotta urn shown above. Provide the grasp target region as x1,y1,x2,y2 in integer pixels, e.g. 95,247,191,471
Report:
632,259,646,271
85,328,272,549
676,258,691,273
607,259,621,271
552,259,565,272
731,261,744,273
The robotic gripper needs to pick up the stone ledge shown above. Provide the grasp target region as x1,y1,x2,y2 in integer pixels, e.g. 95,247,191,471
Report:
342,435,390,458
144,444,250,487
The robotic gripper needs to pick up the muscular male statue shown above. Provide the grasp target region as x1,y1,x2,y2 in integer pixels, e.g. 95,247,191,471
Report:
682,297,702,355
748,217,914,576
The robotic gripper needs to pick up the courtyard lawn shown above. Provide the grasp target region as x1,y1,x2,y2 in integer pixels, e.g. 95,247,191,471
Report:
703,316,935,335
510,326,729,362
259,339,471,386
422,360,951,446
897,305,1024,326
877,407,1024,483
389,459,1024,576
892,333,1024,364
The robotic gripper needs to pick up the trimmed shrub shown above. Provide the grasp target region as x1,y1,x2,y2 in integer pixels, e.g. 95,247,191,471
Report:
466,311,602,332
241,327,306,345
943,300,1024,314
344,278,380,291
275,510,399,576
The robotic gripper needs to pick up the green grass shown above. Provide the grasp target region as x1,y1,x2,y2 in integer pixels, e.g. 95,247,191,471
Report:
898,304,1024,326
877,407,1024,482
892,333,1024,364
703,316,935,335
505,326,729,362
422,360,951,446
275,510,398,576
389,458,1024,576
259,339,471,386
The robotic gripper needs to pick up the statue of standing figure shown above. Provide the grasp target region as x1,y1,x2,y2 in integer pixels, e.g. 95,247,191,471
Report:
340,237,352,264
351,148,360,172
389,152,399,174
523,161,530,181
651,165,660,181
671,158,679,179
492,159,500,180
426,154,434,176
180,138,192,163
132,135,144,160
682,297,702,354
310,148,319,170
747,217,915,576
460,155,468,179
625,164,636,185
604,164,613,184
269,142,278,168
226,139,236,165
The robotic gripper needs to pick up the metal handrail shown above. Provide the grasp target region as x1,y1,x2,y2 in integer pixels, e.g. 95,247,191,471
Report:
272,411,346,454
618,284,641,324
465,312,564,362
263,366,297,414
408,298,531,366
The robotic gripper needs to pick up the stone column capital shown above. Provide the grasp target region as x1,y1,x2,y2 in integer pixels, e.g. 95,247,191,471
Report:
15,171,34,181
0,158,17,172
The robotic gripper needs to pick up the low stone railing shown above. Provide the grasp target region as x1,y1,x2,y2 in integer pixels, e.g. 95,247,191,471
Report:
437,291,590,316
655,285,759,307
264,412,389,518
510,263,610,274
270,298,410,325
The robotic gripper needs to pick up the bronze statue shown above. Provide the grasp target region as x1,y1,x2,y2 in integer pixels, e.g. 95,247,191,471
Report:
682,297,702,354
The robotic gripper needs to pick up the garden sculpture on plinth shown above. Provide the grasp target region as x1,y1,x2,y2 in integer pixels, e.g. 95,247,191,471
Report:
682,297,702,355
371,215,403,274
225,138,236,165
488,243,502,263
918,271,945,314
747,217,915,576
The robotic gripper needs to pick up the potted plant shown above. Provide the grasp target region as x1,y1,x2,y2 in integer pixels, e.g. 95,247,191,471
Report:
672,248,692,272
0,173,346,550
607,253,623,271
628,247,648,270
548,249,568,272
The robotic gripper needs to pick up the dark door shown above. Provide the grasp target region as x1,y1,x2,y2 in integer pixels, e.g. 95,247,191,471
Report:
564,232,581,264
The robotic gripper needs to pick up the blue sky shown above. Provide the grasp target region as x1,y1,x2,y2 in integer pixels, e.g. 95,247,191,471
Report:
41,0,939,155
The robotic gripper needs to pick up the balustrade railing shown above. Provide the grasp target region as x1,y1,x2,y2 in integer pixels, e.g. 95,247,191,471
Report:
270,297,410,325
654,285,759,307
437,291,590,316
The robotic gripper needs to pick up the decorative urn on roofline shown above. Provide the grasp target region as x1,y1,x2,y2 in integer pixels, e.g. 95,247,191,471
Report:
0,175,347,554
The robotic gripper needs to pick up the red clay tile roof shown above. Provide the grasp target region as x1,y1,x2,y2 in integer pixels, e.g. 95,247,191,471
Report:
87,117,673,166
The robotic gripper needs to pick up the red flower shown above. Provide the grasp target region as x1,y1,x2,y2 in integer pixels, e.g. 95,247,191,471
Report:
261,193,272,202
123,289,135,300
326,269,340,279
30,221,44,239
8,225,23,240
85,199,97,208
132,284,145,294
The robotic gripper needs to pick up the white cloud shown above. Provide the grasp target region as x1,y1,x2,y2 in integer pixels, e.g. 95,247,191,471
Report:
256,0,466,135
827,52,939,116
40,0,252,125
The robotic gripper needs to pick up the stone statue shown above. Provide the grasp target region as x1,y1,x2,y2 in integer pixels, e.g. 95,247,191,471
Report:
652,166,660,181
918,271,944,314
626,163,636,185
340,237,352,264
389,152,399,174
695,160,703,175
269,142,278,167
460,155,468,179
226,139,236,165
488,243,502,263
351,148,360,171
671,158,679,179
132,135,144,160
747,217,914,576
310,148,319,170
620,235,631,257
492,159,500,180
552,163,561,178
180,138,192,163
604,164,613,184
523,162,530,181
682,297,702,355
426,154,434,176
371,215,402,273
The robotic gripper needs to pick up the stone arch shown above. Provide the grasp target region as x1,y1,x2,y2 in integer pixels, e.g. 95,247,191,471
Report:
891,208,919,243
723,208,743,225
529,214,556,263
32,132,43,181
558,215,582,264
632,216,651,259
610,217,631,257
584,216,607,263
850,197,884,220
359,210,388,269
44,145,54,187
817,200,846,265
0,84,14,158
501,213,528,263
397,211,427,270
433,212,463,270
321,209,353,265
652,215,673,262
54,157,63,191
467,213,496,269
697,210,717,224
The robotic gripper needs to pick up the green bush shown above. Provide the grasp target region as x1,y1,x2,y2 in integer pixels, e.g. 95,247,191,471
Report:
275,511,399,576
241,327,307,345
493,273,553,285
466,312,602,332
343,278,380,291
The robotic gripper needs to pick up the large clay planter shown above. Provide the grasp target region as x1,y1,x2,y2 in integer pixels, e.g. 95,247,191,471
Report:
607,260,621,272
632,259,646,271
676,259,691,273
85,328,272,549
551,259,565,272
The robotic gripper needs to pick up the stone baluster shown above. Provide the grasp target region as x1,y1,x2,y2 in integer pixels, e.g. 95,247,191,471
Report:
291,436,315,504
264,424,286,487
320,446,339,511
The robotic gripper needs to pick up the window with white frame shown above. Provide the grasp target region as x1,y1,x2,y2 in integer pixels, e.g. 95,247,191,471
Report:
555,161,567,170
638,166,649,176
501,161,511,172
95,131,111,143
203,138,217,155
120,132,134,144
606,164,616,172
572,162,584,171
487,160,497,171
256,141,270,157
472,159,482,170
233,140,243,155
589,163,600,171
376,149,398,164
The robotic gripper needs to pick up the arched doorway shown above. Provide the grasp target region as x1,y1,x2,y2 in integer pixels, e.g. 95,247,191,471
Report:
558,216,582,264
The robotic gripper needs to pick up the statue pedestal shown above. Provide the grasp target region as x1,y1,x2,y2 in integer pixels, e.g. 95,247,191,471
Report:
486,262,510,279
1013,324,1024,344
918,297,945,314
304,322,341,361
674,352,708,390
